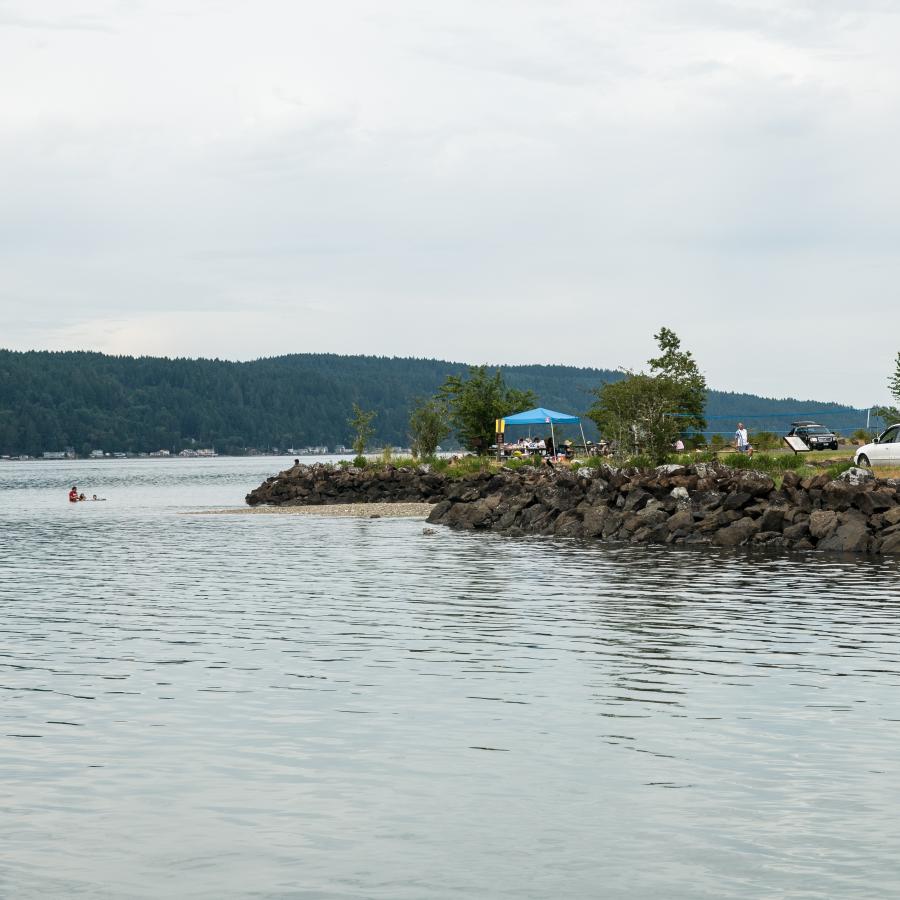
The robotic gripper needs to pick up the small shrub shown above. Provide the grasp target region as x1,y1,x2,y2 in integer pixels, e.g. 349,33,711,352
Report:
720,452,753,469
444,454,493,478
775,453,806,471
353,454,368,468
624,454,654,470
570,454,604,469
505,455,542,471
826,460,855,479
348,403,377,458
750,431,781,451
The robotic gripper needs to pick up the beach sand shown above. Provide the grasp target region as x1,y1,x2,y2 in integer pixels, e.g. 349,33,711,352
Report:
186,503,435,518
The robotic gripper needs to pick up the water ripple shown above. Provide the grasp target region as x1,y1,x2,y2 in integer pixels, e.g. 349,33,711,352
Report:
1,458,900,899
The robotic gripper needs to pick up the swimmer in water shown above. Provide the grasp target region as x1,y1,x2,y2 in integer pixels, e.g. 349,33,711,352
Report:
69,486,78,503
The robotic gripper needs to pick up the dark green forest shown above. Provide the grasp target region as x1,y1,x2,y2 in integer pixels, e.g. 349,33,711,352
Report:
0,350,868,455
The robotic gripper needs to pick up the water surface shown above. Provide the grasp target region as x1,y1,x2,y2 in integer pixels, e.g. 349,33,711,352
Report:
2,458,900,898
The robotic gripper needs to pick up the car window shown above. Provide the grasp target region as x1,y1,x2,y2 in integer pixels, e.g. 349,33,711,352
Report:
879,427,900,443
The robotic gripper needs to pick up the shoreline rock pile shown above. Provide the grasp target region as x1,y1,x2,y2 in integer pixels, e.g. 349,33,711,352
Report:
246,462,900,555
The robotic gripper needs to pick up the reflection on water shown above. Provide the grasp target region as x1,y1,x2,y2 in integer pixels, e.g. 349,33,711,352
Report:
2,458,900,899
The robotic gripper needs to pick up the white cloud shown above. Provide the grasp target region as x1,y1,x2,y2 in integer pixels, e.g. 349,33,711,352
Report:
1,0,899,406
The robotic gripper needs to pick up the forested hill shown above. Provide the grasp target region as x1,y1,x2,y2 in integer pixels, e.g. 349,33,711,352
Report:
0,350,868,456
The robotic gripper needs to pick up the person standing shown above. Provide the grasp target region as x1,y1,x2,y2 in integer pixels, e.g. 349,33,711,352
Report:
734,423,753,457
68,485,79,503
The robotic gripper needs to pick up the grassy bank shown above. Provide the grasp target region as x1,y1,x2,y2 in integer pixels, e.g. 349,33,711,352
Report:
338,449,900,483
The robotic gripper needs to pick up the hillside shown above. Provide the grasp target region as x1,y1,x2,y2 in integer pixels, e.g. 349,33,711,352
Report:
0,350,868,455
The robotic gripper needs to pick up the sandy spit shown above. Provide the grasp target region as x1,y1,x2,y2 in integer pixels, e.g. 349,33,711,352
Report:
185,502,435,518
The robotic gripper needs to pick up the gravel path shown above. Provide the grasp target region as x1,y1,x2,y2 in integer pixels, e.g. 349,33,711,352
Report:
187,503,435,518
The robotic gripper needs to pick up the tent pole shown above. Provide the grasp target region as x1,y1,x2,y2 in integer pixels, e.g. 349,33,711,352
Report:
579,422,587,456
550,421,556,460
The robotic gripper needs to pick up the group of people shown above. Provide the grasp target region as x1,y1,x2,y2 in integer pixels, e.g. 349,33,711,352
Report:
502,434,576,460
68,486,105,502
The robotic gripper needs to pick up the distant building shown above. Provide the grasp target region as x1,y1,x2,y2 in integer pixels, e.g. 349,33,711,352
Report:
42,451,67,459
149,449,171,457
89,449,104,459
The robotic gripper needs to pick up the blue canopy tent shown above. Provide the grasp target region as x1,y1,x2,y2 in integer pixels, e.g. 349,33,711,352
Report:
501,407,587,457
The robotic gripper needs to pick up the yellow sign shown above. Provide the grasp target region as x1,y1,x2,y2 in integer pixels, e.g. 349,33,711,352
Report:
495,419,505,434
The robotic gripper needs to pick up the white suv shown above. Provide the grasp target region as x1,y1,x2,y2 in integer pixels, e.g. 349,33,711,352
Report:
854,424,900,467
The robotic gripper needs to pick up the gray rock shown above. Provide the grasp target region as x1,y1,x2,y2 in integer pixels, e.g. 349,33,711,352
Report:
712,517,759,547
854,489,895,517
667,508,694,532
723,491,753,511
880,533,900,554
836,467,875,486
818,518,870,553
783,519,810,542
734,471,776,497
759,506,785,533
809,510,838,540
670,486,690,506
884,507,900,527
655,464,686,475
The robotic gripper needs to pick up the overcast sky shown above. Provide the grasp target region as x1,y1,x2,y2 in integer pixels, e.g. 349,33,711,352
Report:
2,1,898,406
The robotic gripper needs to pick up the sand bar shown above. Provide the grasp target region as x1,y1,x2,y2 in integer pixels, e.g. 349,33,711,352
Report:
187,502,435,518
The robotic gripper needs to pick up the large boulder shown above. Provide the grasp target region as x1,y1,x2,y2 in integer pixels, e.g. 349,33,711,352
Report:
711,517,759,547
818,515,871,553
758,506,786,533
837,467,876,486
809,510,839,540
854,489,895,517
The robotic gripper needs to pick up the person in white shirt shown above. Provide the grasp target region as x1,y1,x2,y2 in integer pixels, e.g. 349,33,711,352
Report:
734,423,753,457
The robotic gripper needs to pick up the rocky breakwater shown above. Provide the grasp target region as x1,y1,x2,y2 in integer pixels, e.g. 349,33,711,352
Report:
425,463,900,555
245,463,452,506
245,461,900,555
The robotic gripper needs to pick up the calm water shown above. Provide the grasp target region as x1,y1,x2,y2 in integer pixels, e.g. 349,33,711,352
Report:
2,457,900,899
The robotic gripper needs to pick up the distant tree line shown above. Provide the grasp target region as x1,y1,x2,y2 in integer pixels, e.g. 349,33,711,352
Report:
0,349,870,456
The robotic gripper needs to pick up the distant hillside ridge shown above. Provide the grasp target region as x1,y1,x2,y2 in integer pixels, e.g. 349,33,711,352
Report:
0,349,868,455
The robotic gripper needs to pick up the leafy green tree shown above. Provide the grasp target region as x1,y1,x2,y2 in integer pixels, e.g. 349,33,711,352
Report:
588,328,707,463
588,373,685,463
348,403,376,458
647,326,707,433
408,397,450,459
438,366,535,454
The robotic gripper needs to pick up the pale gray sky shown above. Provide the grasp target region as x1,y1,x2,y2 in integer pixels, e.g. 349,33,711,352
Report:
2,0,898,406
